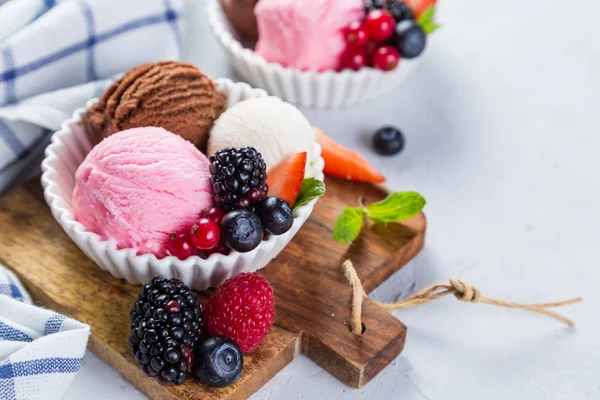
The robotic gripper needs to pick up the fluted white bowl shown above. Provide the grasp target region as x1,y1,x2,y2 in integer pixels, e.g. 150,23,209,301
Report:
41,79,324,290
206,0,421,108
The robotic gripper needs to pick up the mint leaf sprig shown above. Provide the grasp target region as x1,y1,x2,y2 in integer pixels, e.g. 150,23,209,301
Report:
332,192,426,243
417,5,440,35
294,178,326,211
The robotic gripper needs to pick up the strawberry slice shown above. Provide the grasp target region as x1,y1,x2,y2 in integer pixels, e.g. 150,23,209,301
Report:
266,152,307,207
404,0,437,18
315,128,385,184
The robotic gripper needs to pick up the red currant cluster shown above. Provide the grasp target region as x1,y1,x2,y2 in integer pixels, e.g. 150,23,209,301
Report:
339,1,429,72
166,207,229,260
340,11,400,72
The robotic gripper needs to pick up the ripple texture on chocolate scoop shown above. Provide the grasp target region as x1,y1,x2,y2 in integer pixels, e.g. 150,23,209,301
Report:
83,61,225,150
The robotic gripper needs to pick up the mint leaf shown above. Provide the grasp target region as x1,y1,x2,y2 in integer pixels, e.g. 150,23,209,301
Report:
365,192,426,224
332,207,364,243
417,5,440,34
294,178,326,210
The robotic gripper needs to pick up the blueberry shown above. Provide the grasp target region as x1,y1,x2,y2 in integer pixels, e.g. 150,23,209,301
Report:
221,210,264,253
373,126,405,156
191,336,243,388
393,20,426,59
256,197,294,235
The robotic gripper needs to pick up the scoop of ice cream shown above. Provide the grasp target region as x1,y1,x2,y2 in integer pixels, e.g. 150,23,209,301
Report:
255,0,364,71
73,127,213,258
83,61,225,150
221,0,259,41
207,97,316,176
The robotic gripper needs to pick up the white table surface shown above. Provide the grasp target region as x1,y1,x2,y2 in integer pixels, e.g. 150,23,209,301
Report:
64,0,600,399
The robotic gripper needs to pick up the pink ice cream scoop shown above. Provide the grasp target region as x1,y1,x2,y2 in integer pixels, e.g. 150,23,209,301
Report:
254,0,364,72
73,127,213,258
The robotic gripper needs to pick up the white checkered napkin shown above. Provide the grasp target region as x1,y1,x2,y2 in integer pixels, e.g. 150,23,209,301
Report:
0,0,185,194
0,0,184,105
0,264,90,400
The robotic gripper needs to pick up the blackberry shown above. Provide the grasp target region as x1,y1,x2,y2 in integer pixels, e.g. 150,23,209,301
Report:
387,0,414,22
367,0,414,22
365,0,386,12
129,278,202,386
209,147,268,211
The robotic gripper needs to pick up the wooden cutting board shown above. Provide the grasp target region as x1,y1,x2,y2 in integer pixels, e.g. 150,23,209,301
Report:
0,177,426,399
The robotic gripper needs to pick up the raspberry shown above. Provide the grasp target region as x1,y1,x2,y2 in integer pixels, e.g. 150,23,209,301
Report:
203,273,275,352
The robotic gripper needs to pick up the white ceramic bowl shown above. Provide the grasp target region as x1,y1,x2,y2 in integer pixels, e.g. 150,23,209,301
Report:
206,0,421,108
41,79,324,291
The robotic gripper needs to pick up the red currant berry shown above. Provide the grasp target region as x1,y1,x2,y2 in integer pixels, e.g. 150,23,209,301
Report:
365,10,395,42
340,49,368,71
365,40,378,57
344,21,369,49
190,218,220,250
198,244,231,259
166,233,195,260
371,45,401,71
165,300,181,314
201,207,226,225
247,187,264,203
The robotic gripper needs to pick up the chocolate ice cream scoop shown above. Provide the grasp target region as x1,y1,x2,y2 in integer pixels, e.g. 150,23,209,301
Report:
221,0,259,41
84,61,225,149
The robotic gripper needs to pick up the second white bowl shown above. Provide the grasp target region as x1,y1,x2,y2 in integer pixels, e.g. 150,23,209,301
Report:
206,0,421,109
41,79,325,291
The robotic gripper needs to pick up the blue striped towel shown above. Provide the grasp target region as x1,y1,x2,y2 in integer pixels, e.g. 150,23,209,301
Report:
0,264,91,400
0,0,185,194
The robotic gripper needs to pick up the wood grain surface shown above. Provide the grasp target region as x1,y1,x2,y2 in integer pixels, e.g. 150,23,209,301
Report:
0,177,425,398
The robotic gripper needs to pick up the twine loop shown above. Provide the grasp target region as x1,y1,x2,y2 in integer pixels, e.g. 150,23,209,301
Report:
342,260,582,336
449,278,481,302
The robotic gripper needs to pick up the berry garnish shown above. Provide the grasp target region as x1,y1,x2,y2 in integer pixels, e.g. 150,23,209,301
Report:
365,10,395,42
181,344,194,371
247,187,264,203
371,45,401,71
190,218,220,250
393,20,426,59
166,233,195,260
191,336,243,388
387,0,415,22
210,147,268,212
344,21,370,49
339,49,368,71
198,244,230,259
201,207,226,225
220,210,264,253
256,197,294,235
129,278,203,386
203,273,275,352
365,0,385,12
265,152,307,207
235,197,251,209
373,126,406,155
165,299,181,314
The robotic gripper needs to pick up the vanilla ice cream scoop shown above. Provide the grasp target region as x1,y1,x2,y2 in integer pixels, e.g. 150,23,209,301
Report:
207,97,316,176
